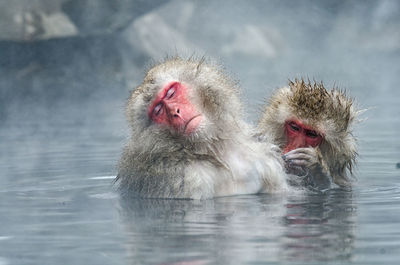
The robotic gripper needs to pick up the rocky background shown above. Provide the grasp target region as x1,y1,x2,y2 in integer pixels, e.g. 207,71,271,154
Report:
1,0,399,123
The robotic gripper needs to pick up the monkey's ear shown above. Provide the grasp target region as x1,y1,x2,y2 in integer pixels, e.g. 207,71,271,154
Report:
146,78,156,85
198,86,223,114
130,85,144,100
130,83,155,105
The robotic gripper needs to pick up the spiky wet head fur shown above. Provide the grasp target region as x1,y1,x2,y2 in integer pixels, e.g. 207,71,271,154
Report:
258,79,359,186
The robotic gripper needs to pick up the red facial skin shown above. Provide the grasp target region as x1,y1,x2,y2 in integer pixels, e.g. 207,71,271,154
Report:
283,120,324,154
148,82,202,135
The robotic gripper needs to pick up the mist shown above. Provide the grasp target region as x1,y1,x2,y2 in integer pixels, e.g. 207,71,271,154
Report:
1,0,399,120
0,1,399,264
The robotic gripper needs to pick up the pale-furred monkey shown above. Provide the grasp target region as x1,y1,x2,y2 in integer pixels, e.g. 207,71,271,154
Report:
117,57,289,199
258,79,360,189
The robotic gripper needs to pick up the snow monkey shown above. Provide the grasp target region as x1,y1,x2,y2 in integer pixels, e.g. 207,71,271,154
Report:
117,57,288,199
258,79,360,189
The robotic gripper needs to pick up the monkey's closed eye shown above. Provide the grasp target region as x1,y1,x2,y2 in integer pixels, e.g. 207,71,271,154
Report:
289,122,300,132
153,103,163,116
305,130,318,138
165,87,176,99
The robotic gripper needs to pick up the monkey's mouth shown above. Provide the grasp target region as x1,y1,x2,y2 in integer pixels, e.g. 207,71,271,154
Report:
183,114,202,135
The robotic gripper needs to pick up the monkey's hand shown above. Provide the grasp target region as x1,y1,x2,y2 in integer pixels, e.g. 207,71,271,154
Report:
282,147,331,189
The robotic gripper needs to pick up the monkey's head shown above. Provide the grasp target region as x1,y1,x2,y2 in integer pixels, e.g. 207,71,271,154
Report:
126,57,243,151
259,79,360,185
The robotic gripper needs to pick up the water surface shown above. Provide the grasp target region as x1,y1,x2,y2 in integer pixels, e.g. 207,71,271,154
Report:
0,93,399,265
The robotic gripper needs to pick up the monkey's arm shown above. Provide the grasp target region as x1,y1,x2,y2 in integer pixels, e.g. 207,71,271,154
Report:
282,147,331,189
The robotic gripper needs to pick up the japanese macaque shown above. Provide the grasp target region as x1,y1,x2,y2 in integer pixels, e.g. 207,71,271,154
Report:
117,57,288,199
258,79,360,189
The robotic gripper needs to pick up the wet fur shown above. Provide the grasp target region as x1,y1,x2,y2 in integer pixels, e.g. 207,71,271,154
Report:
117,57,288,199
258,79,361,187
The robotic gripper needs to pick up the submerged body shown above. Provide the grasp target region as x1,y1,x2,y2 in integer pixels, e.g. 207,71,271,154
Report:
258,79,361,189
117,58,288,199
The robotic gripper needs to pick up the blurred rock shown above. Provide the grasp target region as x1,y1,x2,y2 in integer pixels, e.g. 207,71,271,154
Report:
62,0,165,36
327,0,400,53
221,25,282,58
122,11,202,59
0,0,166,120
0,34,147,121
0,0,165,41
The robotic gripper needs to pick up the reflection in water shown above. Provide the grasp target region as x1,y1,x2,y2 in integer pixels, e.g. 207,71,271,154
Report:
118,189,356,264
281,189,356,262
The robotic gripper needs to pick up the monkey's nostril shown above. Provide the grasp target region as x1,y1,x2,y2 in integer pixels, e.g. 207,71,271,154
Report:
173,108,180,118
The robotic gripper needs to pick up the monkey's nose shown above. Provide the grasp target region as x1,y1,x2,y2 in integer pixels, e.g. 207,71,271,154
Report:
171,107,182,119
295,137,306,148
173,108,180,117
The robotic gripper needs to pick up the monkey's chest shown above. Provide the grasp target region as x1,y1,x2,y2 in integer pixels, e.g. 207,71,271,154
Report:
221,154,266,195
186,154,265,198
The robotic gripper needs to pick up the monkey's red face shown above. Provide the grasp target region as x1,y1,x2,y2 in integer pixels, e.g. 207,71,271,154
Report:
148,82,202,135
283,120,323,154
